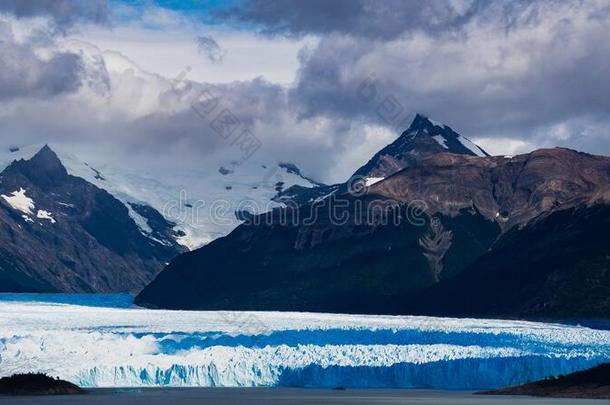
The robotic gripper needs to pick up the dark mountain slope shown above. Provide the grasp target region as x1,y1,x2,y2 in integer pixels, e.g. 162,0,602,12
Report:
405,199,610,319
136,146,610,315
0,146,185,293
136,199,499,311
353,113,489,179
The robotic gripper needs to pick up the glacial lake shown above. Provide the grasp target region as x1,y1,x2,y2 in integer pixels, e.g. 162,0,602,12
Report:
2,388,610,405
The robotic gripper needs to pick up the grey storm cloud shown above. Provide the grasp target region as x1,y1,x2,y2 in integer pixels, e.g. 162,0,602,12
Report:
131,76,331,162
0,0,108,28
0,0,103,102
2,0,610,182
277,0,610,157
213,0,539,40
212,0,610,156
0,21,83,100
196,35,226,63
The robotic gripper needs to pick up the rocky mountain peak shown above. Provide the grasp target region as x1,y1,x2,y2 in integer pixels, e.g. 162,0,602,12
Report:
352,114,489,179
399,114,489,157
407,113,444,132
0,145,186,293
5,145,68,189
278,114,493,206
30,145,67,173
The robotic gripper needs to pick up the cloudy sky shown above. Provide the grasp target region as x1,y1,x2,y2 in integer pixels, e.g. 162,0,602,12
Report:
0,0,609,183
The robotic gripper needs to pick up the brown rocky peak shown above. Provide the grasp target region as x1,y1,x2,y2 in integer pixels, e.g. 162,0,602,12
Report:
369,147,610,229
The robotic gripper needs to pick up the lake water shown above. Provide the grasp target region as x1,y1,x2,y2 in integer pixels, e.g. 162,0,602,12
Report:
1,388,610,405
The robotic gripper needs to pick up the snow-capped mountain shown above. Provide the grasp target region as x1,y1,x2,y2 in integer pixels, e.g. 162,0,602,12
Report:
0,146,185,293
0,145,322,250
353,113,489,180
137,141,610,317
0,115,505,295
276,114,490,205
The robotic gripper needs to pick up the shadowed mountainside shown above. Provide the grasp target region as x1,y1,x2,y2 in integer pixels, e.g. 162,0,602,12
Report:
0,146,186,293
137,145,610,316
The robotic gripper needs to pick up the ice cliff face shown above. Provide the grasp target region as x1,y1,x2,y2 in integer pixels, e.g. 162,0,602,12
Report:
1,296,610,389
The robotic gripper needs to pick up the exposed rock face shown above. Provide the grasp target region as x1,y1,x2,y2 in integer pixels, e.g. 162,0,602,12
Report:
0,146,186,293
136,145,610,315
370,148,610,229
405,202,610,318
419,217,453,282
274,114,489,206
353,113,489,179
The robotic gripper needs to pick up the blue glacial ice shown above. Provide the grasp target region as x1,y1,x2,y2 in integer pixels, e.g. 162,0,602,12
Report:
1,294,610,389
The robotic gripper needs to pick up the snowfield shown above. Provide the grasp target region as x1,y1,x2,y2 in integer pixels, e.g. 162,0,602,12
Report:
457,135,487,157
1,187,35,215
0,145,319,250
1,295,610,389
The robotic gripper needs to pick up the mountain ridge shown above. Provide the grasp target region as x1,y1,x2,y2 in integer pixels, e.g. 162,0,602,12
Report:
274,114,490,206
135,134,610,314
353,113,489,179
0,146,186,293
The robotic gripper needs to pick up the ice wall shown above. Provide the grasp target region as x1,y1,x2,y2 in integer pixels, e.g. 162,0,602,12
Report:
2,296,610,389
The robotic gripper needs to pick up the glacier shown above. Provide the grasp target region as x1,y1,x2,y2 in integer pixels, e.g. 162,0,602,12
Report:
1,294,610,389
0,145,320,250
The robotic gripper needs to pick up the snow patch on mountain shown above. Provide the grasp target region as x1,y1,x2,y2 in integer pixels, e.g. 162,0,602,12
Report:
126,205,153,235
57,202,75,208
458,136,487,157
1,188,35,215
36,210,56,223
364,177,385,187
313,188,338,202
432,135,449,149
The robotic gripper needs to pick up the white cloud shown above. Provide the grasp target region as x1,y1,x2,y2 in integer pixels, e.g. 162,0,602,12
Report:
0,26,363,183
0,18,83,100
328,124,396,181
287,0,610,158
73,23,317,85
473,138,531,157
2,0,610,188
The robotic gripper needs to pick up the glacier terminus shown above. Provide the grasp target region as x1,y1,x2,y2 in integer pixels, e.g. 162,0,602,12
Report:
1,295,610,390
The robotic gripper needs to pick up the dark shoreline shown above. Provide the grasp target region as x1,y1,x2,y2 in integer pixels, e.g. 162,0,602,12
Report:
479,363,610,399
0,374,84,396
